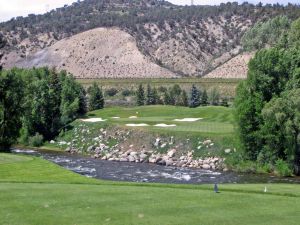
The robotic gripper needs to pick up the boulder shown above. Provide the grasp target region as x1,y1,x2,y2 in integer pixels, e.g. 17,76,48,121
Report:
202,164,210,169
167,149,176,158
128,155,135,162
119,158,128,162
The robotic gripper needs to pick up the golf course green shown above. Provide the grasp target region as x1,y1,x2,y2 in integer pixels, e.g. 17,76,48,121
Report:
1,153,300,225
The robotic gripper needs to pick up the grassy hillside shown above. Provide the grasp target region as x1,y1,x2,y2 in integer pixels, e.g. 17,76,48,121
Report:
46,106,236,158
1,153,300,225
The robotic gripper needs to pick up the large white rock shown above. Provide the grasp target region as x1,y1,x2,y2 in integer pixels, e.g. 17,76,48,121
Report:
167,149,176,158
202,164,211,169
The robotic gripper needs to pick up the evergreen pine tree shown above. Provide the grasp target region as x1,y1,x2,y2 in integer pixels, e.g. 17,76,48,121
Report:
136,84,145,106
88,82,104,111
189,85,200,108
146,84,155,105
177,90,189,107
201,89,208,106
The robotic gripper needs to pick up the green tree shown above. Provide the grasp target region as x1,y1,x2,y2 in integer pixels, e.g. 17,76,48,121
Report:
189,85,200,108
0,69,24,151
208,87,220,106
201,89,208,106
88,82,104,111
146,84,156,105
177,90,188,107
262,89,300,174
136,84,145,106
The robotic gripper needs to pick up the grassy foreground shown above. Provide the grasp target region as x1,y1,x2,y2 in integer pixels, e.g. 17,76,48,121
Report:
1,153,300,225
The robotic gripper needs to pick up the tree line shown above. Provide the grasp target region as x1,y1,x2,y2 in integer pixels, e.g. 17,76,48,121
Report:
235,17,300,176
136,84,229,108
0,68,104,151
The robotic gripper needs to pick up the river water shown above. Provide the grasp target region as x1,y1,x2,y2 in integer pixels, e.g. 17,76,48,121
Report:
11,149,300,184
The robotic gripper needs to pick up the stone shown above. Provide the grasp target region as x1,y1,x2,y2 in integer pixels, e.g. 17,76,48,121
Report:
224,149,231,154
128,155,135,162
119,158,128,162
50,140,55,144
139,153,147,160
87,146,94,152
65,147,71,152
165,159,173,166
156,159,166,166
203,140,212,145
130,151,138,156
202,164,210,169
167,149,176,158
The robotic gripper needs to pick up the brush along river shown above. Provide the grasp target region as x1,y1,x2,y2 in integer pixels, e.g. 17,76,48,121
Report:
12,149,300,184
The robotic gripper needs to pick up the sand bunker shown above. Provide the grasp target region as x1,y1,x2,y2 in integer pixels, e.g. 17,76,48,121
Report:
111,117,120,119
81,118,107,122
174,118,202,122
129,116,138,119
126,123,149,127
154,124,177,127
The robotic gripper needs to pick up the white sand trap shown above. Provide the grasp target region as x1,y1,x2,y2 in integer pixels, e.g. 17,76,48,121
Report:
129,116,138,119
174,118,202,122
81,118,107,122
154,123,177,127
111,117,120,119
126,123,149,127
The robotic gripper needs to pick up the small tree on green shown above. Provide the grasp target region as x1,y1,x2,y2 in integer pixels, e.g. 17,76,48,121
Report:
208,87,220,106
136,84,145,106
201,89,208,106
146,84,156,105
88,82,104,111
189,85,200,108
178,90,188,107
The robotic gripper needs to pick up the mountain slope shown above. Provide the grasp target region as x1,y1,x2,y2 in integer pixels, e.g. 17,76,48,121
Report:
4,28,176,78
1,0,300,78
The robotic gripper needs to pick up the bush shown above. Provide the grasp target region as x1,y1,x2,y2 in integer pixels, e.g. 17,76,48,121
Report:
28,133,44,147
121,89,133,97
105,88,118,97
274,159,293,177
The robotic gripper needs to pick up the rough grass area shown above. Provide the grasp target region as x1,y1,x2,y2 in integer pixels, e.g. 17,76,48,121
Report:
0,153,300,225
78,78,241,97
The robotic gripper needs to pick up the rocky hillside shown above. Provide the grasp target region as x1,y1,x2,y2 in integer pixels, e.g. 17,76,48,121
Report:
0,0,300,78
5,28,176,78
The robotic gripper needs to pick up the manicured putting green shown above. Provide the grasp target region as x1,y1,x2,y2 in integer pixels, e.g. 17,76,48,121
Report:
86,105,234,134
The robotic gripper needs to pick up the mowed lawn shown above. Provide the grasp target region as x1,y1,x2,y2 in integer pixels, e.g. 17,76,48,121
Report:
87,105,234,135
1,153,300,225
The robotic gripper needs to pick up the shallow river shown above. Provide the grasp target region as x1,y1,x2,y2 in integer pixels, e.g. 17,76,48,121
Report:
12,149,300,184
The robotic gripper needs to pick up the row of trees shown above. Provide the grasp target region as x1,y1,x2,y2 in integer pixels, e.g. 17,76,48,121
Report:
0,68,104,151
136,84,228,108
235,18,300,175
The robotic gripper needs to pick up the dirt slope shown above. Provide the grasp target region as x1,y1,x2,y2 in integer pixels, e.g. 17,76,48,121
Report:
5,28,177,78
203,53,254,79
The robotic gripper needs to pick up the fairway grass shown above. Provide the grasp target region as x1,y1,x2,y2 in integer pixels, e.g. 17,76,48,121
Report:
1,153,300,225
87,105,235,135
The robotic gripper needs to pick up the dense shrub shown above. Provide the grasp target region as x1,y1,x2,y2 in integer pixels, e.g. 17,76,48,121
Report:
28,133,44,147
105,88,118,97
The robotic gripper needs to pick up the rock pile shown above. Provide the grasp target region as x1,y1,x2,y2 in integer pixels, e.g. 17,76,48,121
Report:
89,147,225,171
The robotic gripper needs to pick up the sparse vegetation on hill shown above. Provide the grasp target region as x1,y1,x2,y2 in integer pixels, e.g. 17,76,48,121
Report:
1,1,300,77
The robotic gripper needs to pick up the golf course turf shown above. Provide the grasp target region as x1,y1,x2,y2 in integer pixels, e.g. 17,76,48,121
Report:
1,153,300,225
